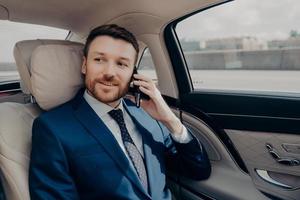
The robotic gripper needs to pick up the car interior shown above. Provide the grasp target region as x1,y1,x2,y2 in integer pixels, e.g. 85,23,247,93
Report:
0,0,300,200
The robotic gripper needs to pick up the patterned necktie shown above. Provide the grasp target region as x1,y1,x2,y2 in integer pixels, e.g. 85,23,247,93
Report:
108,109,148,191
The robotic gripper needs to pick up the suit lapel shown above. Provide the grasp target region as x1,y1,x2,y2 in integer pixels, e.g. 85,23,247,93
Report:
71,92,150,198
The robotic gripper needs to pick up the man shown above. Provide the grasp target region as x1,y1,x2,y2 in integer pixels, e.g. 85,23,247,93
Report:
29,24,211,200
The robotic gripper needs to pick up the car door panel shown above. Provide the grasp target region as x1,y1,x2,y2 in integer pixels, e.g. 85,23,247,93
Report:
227,129,300,199
167,93,300,200
178,111,268,200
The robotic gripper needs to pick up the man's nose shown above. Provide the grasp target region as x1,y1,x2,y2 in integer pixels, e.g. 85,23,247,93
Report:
102,62,116,76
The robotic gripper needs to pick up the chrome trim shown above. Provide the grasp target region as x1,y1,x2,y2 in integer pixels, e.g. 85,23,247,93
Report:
255,169,293,189
0,88,21,93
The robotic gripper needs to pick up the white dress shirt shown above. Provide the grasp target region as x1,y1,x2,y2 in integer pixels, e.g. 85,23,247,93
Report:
83,90,192,160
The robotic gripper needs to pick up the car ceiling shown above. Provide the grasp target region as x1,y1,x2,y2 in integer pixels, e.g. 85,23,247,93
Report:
0,0,223,38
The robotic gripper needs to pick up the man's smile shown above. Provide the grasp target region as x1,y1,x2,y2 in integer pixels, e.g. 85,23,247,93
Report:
99,81,117,87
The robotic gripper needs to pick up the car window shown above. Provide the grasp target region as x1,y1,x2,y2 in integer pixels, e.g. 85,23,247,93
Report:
175,0,300,94
138,48,158,84
0,20,68,84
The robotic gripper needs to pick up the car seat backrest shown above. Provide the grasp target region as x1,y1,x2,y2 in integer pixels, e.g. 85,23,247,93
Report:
0,39,84,200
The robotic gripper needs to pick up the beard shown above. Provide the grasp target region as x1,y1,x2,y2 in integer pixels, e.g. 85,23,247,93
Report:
85,75,131,105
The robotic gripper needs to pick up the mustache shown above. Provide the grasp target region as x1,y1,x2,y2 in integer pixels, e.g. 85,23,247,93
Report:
94,76,118,85
94,75,132,86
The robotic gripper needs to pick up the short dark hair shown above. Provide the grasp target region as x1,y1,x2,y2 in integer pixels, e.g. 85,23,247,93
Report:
83,24,139,65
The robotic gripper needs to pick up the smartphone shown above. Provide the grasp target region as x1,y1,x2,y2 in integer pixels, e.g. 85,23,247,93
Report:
127,68,150,108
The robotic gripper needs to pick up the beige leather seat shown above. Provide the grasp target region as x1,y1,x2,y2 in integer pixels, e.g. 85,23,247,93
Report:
0,39,84,200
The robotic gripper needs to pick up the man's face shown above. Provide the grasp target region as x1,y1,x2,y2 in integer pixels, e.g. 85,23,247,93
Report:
82,35,136,106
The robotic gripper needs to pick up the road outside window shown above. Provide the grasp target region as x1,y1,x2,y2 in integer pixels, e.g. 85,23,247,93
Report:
176,0,300,94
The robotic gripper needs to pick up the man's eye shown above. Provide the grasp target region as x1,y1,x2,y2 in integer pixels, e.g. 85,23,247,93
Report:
94,58,103,62
118,62,128,67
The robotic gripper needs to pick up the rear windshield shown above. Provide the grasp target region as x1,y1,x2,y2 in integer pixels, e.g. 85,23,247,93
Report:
0,20,68,83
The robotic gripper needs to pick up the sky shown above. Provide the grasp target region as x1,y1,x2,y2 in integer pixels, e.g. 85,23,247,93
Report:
176,0,300,41
1,0,300,62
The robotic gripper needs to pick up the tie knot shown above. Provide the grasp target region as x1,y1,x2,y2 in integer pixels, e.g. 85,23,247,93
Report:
108,109,125,125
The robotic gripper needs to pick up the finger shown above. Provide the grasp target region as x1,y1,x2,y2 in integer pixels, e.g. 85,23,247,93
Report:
139,86,153,98
129,81,134,87
133,73,152,82
133,80,152,90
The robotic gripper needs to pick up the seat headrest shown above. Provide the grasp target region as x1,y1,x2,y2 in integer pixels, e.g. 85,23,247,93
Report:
14,40,84,110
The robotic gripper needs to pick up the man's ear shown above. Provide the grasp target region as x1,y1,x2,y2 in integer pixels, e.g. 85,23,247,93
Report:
81,56,87,74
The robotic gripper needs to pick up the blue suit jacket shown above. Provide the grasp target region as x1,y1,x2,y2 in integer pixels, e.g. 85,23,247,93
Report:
29,89,211,200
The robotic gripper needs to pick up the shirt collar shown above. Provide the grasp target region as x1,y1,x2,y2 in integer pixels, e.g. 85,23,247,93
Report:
83,89,124,118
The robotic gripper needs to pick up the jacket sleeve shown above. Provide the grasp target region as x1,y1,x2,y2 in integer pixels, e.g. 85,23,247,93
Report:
29,117,79,200
157,121,211,180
